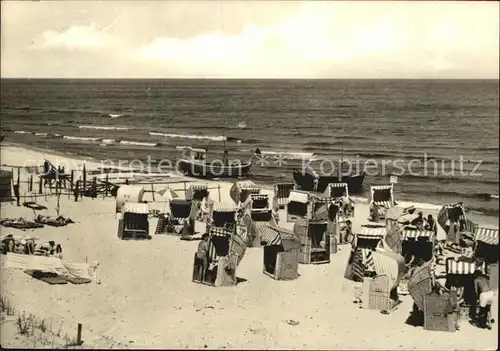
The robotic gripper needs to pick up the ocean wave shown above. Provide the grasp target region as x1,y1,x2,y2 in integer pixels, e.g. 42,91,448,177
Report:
14,130,32,134
35,132,48,136
149,131,226,142
63,136,102,141
119,140,159,147
108,114,123,118
79,125,129,131
401,173,499,186
101,139,116,144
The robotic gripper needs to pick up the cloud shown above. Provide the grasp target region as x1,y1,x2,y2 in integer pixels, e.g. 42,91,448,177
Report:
1,1,498,78
33,24,119,50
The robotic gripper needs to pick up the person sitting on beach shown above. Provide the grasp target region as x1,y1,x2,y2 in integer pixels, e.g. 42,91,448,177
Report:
369,204,380,222
340,220,353,244
473,267,494,329
196,234,210,282
341,195,354,217
425,214,437,234
411,212,424,229
1,235,15,254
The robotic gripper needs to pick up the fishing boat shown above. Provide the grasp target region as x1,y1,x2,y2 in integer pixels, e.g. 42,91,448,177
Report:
177,145,253,179
292,144,365,194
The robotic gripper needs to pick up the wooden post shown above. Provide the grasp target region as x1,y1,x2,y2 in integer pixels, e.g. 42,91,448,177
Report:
82,164,87,194
218,184,221,202
55,176,61,216
151,183,155,201
91,177,97,199
105,174,109,198
29,175,33,192
38,177,43,194
76,323,82,345
70,170,74,192
16,167,20,188
74,180,79,202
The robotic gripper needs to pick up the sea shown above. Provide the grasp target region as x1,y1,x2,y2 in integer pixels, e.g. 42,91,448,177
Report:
1,79,498,217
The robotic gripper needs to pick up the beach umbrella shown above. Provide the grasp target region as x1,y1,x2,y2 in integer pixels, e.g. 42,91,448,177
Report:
155,187,179,200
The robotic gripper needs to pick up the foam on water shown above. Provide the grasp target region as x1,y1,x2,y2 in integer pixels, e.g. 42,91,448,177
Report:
150,131,226,142
79,125,129,131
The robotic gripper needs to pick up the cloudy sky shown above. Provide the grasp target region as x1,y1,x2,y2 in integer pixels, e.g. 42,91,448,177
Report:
1,1,498,79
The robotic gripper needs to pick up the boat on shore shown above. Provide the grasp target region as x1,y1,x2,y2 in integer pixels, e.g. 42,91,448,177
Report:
292,145,365,194
177,146,253,179
292,168,365,194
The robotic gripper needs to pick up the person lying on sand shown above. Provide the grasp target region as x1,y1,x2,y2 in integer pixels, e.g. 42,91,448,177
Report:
34,240,56,256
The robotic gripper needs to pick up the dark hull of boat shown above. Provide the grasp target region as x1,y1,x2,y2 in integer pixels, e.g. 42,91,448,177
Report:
178,159,252,179
292,170,365,194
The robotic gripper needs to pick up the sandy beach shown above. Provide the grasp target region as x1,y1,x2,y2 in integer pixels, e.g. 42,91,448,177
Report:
0,144,498,349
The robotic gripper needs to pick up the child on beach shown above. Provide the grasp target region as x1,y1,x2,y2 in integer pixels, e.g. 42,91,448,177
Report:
196,234,210,282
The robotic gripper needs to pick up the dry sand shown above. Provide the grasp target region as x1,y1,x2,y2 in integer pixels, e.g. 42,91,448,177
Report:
0,145,498,349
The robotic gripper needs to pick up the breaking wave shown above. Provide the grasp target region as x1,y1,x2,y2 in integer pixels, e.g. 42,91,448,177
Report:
79,125,129,131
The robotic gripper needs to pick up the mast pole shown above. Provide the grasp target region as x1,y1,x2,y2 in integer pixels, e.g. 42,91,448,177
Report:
338,144,343,182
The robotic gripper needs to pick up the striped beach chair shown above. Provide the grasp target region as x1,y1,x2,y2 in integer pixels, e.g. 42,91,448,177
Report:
402,227,435,263
229,180,260,206
445,258,485,305
286,190,312,223
209,202,238,228
369,185,395,220
474,227,499,282
273,183,294,210
243,193,270,213
261,225,301,280
185,184,209,202
168,199,196,235
324,182,349,199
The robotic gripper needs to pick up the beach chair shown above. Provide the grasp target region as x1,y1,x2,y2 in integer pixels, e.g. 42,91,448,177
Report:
401,226,435,264
286,190,313,223
242,193,270,213
344,225,385,281
437,203,467,245
324,183,354,218
272,183,294,210
229,180,260,206
369,185,395,221
361,249,405,313
293,219,330,264
117,202,150,240
192,225,247,287
208,202,238,229
242,210,278,247
167,199,196,235
445,258,484,307
473,227,499,289
423,291,459,332
185,184,209,202
115,185,145,213
261,225,301,280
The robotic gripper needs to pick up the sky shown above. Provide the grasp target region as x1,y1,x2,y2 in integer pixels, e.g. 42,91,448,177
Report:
1,1,499,79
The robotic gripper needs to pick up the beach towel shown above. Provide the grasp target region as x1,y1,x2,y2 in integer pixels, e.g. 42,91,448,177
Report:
24,270,68,285
0,218,44,230
22,202,47,210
